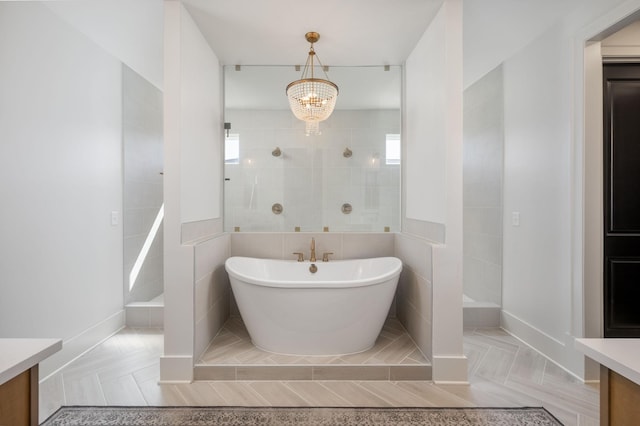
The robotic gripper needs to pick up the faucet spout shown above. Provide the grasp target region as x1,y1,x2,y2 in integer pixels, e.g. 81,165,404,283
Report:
310,238,316,262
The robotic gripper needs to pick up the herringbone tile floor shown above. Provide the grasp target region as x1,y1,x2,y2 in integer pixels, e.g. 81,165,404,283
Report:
199,317,428,366
39,325,599,425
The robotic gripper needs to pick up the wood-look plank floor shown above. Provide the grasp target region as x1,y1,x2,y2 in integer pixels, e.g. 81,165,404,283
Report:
198,317,428,366
39,327,599,426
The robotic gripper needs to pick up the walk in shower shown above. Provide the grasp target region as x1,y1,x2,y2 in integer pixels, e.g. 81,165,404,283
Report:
122,65,164,327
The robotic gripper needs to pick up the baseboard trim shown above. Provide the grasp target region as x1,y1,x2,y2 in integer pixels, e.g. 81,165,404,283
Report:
432,355,469,384
463,305,500,328
160,355,194,383
39,310,125,381
500,310,586,380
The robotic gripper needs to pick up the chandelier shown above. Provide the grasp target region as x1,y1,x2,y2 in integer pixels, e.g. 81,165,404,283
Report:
286,32,339,136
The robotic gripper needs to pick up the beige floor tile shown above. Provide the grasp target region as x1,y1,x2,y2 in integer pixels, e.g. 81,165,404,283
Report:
509,347,547,384
39,373,65,423
132,362,161,384
97,350,158,383
199,317,427,368
101,374,147,406
474,346,516,383
137,379,188,406
174,382,228,406
63,373,107,405
357,381,438,406
283,381,352,406
39,324,599,425
397,382,475,407
249,382,311,405
366,334,417,364
208,382,270,405
318,382,392,407
405,348,429,364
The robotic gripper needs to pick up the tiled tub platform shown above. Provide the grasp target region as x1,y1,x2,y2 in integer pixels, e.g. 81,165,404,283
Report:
195,317,431,381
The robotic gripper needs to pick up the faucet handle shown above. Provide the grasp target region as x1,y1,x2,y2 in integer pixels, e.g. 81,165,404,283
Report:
293,252,304,262
322,252,334,262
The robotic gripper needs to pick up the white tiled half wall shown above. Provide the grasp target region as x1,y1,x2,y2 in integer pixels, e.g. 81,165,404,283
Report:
195,233,231,359
226,231,432,360
394,232,433,359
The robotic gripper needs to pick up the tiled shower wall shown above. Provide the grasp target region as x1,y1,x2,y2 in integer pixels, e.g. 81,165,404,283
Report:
194,232,231,360
394,233,433,359
123,65,164,304
223,109,400,233
462,65,504,306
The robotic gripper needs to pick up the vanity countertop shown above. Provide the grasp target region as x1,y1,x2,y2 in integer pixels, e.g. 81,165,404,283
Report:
575,338,640,385
0,338,62,385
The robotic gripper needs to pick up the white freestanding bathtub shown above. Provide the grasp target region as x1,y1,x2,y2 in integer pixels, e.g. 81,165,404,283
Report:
225,256,402,356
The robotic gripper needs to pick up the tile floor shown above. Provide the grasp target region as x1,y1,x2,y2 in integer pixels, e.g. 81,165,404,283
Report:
194,317,431,381
39,324,599,426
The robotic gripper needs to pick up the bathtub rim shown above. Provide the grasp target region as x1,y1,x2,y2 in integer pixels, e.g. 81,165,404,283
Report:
225,256,402,289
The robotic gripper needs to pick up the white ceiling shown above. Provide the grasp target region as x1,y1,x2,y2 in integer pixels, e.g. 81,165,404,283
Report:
183,0,441,110
41,0,590,98
182,0,445,66
183,0,584,107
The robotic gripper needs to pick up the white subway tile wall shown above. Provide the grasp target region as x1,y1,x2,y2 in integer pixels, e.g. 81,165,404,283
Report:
223,109,400,233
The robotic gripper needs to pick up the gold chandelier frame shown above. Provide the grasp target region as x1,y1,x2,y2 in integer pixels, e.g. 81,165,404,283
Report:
286,32,339,135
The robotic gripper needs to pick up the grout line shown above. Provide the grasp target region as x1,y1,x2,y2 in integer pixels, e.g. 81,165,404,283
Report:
540,359,549,386
61,372,68,406
315,381,355,406
470,340,491,377
281,381,314,406
504,346,520,385
95,372,109,405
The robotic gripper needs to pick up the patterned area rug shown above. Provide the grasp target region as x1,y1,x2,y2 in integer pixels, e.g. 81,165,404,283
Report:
41,406,563,425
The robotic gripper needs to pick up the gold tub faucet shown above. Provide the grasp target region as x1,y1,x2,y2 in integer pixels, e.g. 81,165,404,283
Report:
310,238,317,262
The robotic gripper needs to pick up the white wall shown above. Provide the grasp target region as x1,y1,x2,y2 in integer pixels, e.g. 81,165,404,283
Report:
180,11,222,224
502,20,573,354
43,0,163,89
463,65,504,306
495,0,640,377
463,0,578,89
0,2,124,376
161,1,225,382
401,0,466,383
404,10,447,225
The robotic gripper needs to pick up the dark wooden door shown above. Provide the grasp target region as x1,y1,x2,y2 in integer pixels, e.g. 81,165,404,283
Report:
603,63,640,337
